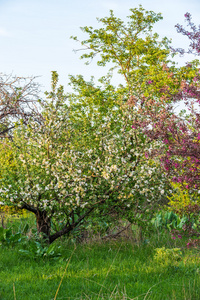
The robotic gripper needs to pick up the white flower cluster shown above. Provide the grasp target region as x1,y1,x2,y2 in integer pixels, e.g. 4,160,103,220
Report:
0,95,169,221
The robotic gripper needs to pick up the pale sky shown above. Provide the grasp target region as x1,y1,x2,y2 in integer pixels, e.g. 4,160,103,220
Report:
0,0,200,94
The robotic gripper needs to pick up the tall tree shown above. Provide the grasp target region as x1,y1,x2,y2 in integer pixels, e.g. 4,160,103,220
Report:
133,13,200,191
71,5,180,105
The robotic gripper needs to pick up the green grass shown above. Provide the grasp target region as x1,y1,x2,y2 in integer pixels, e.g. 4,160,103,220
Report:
1,239,200,299
0,216,200,299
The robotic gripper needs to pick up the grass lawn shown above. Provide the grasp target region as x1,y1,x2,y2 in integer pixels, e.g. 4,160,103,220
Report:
0,230,200,300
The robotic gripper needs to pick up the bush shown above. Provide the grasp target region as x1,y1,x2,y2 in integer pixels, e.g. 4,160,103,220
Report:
154,247,182,265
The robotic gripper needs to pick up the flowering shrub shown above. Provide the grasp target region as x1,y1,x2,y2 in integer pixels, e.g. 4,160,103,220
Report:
132,13,200,191
0,69,171,243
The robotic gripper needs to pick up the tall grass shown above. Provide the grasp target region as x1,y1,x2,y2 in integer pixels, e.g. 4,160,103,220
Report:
0,215,200,299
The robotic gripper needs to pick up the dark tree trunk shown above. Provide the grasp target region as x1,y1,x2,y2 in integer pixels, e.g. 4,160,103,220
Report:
20,203,51,242
36,210,51,241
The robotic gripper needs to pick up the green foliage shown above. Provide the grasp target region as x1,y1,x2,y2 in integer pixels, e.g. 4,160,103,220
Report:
151,209,200,232
167,183,200,212
151,210,187,231
72,6,168,71
0,226,28,247
151,209,200,249
71,5,180,102
163,184,200,246
0,215,61,259
0,205,28,216
154,247,182,265
19,240,61,260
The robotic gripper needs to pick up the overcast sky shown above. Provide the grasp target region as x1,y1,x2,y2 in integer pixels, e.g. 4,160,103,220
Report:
0,0,200,94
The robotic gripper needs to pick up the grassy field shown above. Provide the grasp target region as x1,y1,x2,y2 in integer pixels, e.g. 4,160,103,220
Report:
0,214,200,299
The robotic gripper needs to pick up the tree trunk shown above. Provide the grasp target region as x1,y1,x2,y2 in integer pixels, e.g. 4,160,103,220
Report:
35,210,51,241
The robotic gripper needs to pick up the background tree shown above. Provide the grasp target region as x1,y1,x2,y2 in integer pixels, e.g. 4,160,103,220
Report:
133,13,200,192
0,74,41,138
71,5,180,108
